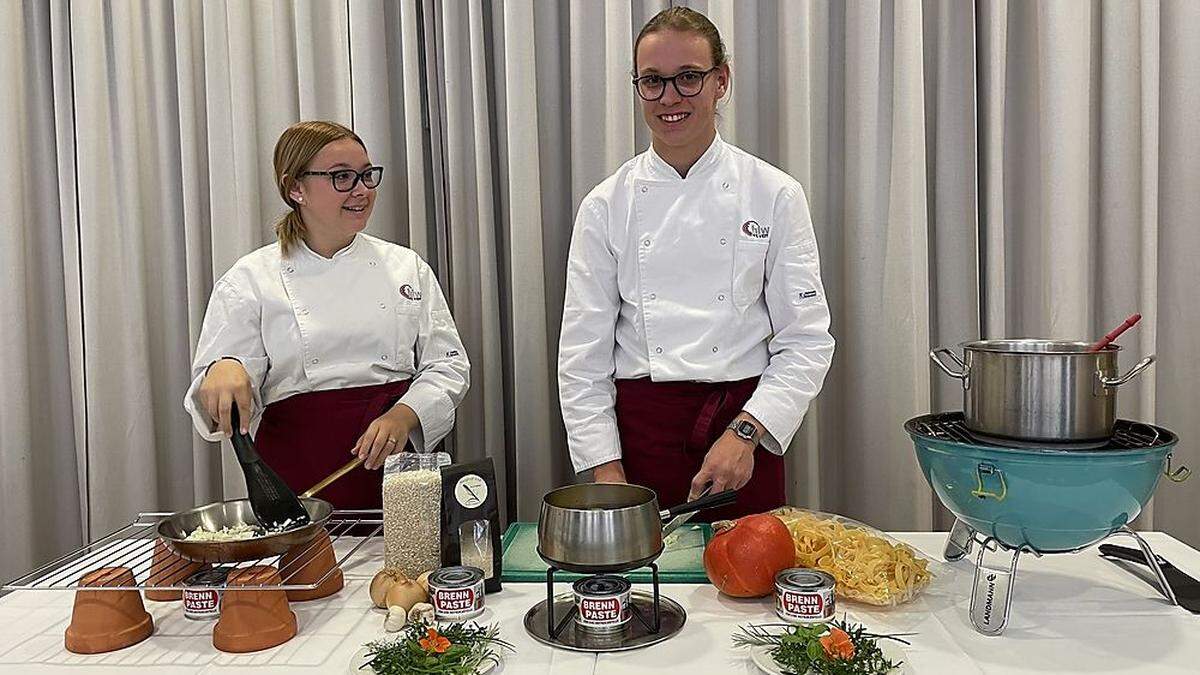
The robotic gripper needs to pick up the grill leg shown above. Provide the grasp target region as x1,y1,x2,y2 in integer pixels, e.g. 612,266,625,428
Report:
945,519,975,562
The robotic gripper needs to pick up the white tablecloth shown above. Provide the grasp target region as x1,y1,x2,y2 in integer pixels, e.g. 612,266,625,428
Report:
2,532,1199,674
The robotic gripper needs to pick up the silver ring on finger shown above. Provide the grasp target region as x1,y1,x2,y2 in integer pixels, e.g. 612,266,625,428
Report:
385,437,398,445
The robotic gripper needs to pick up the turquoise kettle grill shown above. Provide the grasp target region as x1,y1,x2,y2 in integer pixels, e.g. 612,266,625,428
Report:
906,412,1189,635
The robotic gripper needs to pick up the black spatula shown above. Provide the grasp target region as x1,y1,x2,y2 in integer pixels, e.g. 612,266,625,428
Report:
229,403,311,530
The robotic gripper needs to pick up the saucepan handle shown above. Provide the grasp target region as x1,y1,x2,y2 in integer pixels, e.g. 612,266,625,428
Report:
1100,355,1155,388
660,490,738,520
930,347,967,379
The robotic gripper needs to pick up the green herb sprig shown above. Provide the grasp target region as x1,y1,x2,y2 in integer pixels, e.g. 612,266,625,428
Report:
360,619,514,675
733,619,913,675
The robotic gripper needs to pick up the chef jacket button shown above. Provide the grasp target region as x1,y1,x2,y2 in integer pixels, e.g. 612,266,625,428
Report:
718,294,725,301
649,293,656,300
655,346,663,354
368,260,377,267
641,186,648,193
379,303,387,310
643,239,651,247
722,181,730,190
382,354,389,361
286,266,294,274
311,358,320,365
720,238,727,246
712,346,719,353
299,308,309,315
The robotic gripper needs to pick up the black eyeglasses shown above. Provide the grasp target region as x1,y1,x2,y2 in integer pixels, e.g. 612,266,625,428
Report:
632,67,719,102
298,165,384,192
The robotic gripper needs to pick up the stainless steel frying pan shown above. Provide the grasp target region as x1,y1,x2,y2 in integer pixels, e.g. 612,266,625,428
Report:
156,456,361,563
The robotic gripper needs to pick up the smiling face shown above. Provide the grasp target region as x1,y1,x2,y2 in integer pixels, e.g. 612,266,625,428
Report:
635,29,729,162
287,138,376,246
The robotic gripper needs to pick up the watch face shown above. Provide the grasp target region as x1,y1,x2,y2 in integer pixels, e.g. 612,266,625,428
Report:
735,421,756,438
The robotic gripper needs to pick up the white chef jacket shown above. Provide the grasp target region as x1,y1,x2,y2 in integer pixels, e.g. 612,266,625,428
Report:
558,134,835,473
184,233,470,452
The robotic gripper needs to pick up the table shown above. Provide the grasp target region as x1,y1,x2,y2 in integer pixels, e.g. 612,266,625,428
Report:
2,532,1198,674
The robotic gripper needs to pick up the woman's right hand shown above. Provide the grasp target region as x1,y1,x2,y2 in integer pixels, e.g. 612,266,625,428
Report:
198,358,253,436
592,459,627,484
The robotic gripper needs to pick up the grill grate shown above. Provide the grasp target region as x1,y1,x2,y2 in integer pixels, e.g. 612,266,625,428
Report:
1,510,382,592
906,412,1175,451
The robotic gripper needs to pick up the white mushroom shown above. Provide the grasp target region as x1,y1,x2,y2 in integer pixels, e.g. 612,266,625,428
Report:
407,602,435,624
384,605,408,632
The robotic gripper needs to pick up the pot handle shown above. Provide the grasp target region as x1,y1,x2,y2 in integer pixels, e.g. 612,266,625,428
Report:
930,347,967,379
659,490,738,520
1100,355,1155,388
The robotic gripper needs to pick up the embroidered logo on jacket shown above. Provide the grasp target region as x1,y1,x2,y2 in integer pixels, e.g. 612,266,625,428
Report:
399,284,423,301
741,220,770,239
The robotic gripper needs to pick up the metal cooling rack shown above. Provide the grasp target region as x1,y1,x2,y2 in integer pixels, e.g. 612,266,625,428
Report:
1,509,382,592
906,412,1174,451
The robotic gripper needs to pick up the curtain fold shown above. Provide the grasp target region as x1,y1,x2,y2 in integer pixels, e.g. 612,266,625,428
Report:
0,0,82,582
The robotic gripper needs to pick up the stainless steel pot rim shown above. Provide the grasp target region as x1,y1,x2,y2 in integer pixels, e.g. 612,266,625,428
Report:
541,483,658,512
960,339,1120,354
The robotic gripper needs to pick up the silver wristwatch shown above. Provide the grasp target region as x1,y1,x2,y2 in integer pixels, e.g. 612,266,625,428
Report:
726,419,759,444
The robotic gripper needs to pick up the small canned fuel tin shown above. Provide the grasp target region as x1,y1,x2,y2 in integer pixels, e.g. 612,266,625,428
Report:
429,566,485,621
775,568,836,624
182,567,231,620
572,575,632,633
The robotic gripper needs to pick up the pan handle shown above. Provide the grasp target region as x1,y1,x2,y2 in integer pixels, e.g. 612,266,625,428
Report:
301,456,364,498
660,490,738,520
930,347,967,379
228,404,261,464
1100,355,1155,388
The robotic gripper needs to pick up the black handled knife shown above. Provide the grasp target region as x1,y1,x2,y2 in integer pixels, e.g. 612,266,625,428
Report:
1099,544,1200,613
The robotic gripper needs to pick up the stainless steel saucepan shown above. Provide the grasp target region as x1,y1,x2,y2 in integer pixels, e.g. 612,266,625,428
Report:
537,483,737,574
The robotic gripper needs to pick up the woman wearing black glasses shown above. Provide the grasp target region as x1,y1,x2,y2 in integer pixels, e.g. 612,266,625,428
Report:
184,120,469,509
558,8,834,521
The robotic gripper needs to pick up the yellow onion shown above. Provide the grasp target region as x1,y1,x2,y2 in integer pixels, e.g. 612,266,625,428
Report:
369,568,407,609
384,577,428,613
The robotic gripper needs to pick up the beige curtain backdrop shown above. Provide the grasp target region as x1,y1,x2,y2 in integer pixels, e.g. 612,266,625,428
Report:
3,0,1199,584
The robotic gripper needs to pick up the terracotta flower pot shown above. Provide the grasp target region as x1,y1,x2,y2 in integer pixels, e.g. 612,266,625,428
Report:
145,538,207,602
279,530,343,602
64,567,154,654
212,565,297,653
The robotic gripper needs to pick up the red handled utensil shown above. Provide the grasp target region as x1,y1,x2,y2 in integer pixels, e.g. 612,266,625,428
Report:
1088,313,1142,353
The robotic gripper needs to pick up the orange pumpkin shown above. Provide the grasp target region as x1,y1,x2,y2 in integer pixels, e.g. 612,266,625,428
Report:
703,513,796,597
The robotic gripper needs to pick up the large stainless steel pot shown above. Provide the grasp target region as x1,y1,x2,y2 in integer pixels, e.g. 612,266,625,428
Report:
537,484,736,574
931,339,1155,442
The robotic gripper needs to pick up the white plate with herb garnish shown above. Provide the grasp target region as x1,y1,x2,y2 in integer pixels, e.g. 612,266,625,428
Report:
350,619,510,674
738,620,914,675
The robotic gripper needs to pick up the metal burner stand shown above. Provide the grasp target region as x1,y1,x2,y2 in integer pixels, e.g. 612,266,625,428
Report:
945,519,1179,636
523,563,688,653
545,563,661,639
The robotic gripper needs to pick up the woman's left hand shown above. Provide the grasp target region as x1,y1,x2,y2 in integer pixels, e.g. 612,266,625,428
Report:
353,403,421,470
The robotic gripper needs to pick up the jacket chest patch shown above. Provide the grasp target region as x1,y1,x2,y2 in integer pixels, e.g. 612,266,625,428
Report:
741,220,770,239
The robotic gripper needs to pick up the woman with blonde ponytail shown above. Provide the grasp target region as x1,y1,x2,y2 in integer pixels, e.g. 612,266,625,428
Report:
183,120,470,509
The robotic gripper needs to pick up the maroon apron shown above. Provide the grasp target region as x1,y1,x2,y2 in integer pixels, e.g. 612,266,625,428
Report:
255,379,412,510
615,376,785,522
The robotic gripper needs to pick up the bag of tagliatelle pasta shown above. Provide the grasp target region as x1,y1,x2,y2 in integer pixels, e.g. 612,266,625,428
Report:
765,507,936,607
